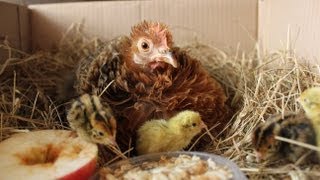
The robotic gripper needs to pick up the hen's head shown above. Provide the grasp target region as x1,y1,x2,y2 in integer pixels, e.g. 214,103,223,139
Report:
129,21,177,70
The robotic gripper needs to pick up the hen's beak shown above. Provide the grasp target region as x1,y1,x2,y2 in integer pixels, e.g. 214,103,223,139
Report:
153,51,178,68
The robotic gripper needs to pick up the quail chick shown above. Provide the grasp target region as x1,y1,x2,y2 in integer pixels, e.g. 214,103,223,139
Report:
136,110,206,155
252,112,316,162
298,87,320,148
67,94,117,146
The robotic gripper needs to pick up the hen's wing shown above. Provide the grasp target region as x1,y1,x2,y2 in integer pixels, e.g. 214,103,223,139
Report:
165,47,230,131
75,36,129,96
74,36,140,138
75,36,135,121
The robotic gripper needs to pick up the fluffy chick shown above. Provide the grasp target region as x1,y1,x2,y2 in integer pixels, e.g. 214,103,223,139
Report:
67,94,117,146
298,87,320,148
252,112,316,162
136,110,206,155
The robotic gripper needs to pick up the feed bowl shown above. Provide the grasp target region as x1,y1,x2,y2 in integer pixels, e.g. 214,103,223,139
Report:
92,151,247,180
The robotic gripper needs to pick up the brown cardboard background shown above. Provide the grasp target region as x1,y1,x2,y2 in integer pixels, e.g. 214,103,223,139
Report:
259,0,320,64
141,0,257,51
0,2,20,61
29,1,142,50
29,0,258,52
18,5,30,52
1,0,320,64
0,1,30,61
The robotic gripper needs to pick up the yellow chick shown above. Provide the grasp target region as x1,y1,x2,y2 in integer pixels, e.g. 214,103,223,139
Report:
298,87,320,147
136,110,206,155
67,94,118,146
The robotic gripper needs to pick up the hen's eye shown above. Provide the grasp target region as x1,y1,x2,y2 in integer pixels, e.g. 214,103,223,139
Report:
141,42,149,50
137,39,153,53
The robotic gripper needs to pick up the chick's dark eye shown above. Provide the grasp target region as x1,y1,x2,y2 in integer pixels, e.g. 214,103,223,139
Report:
192,123,196,127
98,132,104,136
141,42,149,50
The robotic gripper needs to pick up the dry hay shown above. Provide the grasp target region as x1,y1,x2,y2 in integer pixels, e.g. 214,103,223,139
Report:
1,24,320,179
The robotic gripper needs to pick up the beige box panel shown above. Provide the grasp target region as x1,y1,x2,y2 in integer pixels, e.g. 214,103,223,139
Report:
0,0,23,5
0,2,20,47
18,5,31,52
29,1,140,49
259,0,320,64
0,2,20,61
29,1,142,50
141,0,257,51
29,0,258,51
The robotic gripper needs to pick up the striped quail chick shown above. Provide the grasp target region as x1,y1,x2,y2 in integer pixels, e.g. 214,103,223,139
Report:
67,94,117,146
252,112,316,162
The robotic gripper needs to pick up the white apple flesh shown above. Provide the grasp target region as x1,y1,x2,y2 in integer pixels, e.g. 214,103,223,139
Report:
0,130,98,180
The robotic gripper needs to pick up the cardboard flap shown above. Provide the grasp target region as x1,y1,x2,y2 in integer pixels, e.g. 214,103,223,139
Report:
2,0,320,64
29,1,142,50
0,1,30,60
141,0,257,50
259,0,320,64
29,0,257,51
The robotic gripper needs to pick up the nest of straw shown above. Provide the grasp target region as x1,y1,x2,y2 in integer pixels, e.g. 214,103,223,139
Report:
1,25,320,179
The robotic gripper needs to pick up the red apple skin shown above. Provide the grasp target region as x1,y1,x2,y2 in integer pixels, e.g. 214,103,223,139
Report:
59,157,97,180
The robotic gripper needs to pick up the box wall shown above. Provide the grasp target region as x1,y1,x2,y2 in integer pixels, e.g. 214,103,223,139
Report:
29,1,142,50
141,0,257,51
29,0,257,52
259,0,320,64
0,1,30,61
0,2,20,61
1,0,320,65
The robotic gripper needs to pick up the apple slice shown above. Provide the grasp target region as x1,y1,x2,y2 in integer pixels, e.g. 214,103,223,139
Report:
0,130,98,180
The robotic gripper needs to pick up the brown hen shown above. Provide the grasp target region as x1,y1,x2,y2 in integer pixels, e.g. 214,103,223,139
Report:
73,21,230,144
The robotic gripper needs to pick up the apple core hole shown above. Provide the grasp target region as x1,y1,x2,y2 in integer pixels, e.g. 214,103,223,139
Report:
15,143,61,166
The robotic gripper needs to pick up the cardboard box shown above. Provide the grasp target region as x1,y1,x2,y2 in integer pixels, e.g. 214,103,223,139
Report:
0,1,30,60
0,0,319,64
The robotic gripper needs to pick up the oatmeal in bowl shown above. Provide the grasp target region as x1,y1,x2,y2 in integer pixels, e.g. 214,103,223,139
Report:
93,151,247,180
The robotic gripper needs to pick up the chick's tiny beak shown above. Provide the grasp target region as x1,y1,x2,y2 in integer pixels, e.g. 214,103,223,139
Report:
106,137,118,147
255,152,264,162
297,97,301,103
153,51,177,68
200,121,207,129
